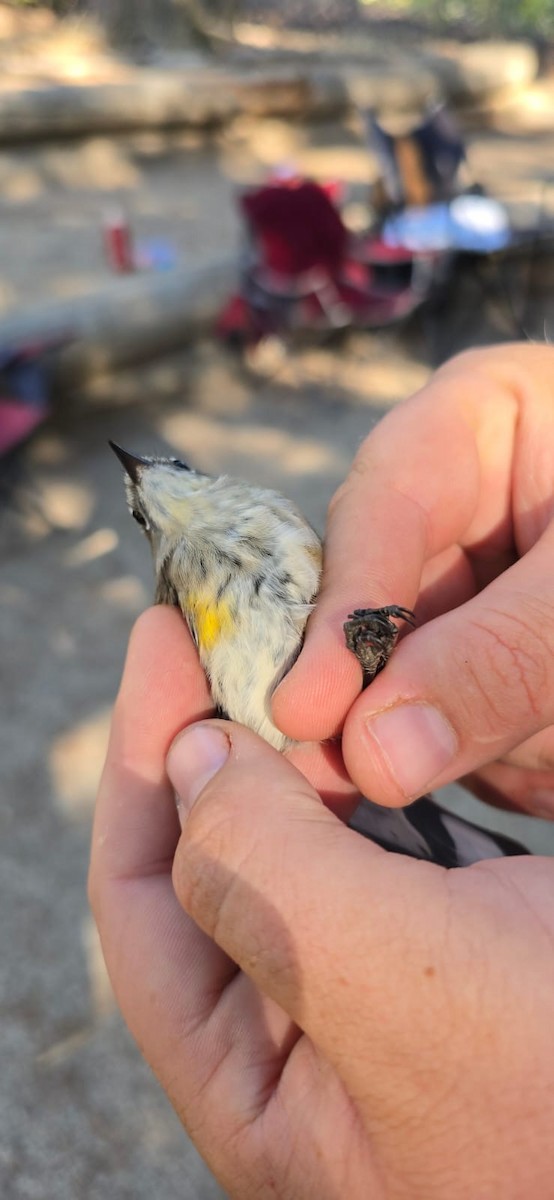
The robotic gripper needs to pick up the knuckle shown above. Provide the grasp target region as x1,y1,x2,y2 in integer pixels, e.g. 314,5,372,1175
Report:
174,796,259,943
174,795,301,995
438,345,506,385
327,440,376,521
174,802,232,928
441,347,487,375
326,476,353,522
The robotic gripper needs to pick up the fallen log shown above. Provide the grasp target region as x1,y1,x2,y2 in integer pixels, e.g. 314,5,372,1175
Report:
0,68,349,142
0,40,538,145
0,259,238,390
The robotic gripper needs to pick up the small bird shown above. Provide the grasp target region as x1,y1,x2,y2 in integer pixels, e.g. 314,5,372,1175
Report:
109,441,411,750
111,442,528,866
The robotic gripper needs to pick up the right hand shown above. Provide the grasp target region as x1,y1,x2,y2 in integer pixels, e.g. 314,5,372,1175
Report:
275,342,554,819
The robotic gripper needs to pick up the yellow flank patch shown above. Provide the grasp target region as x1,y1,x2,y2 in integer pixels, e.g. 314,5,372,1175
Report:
187,593,235,651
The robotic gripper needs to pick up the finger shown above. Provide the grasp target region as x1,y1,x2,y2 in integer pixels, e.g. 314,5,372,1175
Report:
90,604,213,885
89,605,227,1011
463,754,554,818
417,544,479,622
274,343,554,742
287,737,359,820
341,520,554,806
168,720,455,1103
89,608,298,1149
496,725,554,774
465,724,554,816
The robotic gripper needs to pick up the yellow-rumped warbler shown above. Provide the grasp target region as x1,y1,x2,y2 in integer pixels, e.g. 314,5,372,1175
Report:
111,443,529,867
109,443,413,751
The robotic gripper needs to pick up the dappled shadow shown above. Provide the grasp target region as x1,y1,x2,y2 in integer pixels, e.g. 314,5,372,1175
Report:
3,59,554,1200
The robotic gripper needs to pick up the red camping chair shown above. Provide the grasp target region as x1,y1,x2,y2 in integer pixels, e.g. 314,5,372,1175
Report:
218,177,434,345
240,180,353,329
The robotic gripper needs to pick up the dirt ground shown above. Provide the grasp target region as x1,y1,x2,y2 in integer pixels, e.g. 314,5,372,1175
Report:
3,72,554,1200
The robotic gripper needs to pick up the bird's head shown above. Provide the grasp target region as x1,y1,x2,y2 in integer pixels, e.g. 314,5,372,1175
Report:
109,442,210,544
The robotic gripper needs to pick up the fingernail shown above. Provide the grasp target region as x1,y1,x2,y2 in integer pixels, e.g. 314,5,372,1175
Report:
168,726,230,820
365,703,457,798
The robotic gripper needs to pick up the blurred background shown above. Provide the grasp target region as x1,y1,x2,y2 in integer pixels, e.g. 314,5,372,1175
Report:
2,1,554,1196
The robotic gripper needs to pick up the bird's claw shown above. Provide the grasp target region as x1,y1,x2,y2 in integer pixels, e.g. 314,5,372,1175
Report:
343,605,416,684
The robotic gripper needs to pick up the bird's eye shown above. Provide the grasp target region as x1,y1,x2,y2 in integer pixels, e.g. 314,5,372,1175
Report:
132,508,149,530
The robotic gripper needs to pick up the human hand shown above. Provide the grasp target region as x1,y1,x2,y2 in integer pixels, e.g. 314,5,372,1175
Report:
89,607,554,1199
274,342,554,818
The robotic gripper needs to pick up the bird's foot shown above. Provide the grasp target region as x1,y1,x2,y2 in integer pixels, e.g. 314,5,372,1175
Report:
343,605,416,685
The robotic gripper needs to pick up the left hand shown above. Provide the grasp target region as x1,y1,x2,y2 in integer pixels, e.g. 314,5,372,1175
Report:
89,606,554,1200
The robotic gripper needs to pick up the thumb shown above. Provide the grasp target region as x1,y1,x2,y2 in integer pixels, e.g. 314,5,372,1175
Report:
342,533,554,807
167,720,450,1105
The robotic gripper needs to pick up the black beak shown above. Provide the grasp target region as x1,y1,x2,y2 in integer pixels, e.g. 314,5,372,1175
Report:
109,441,149,484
